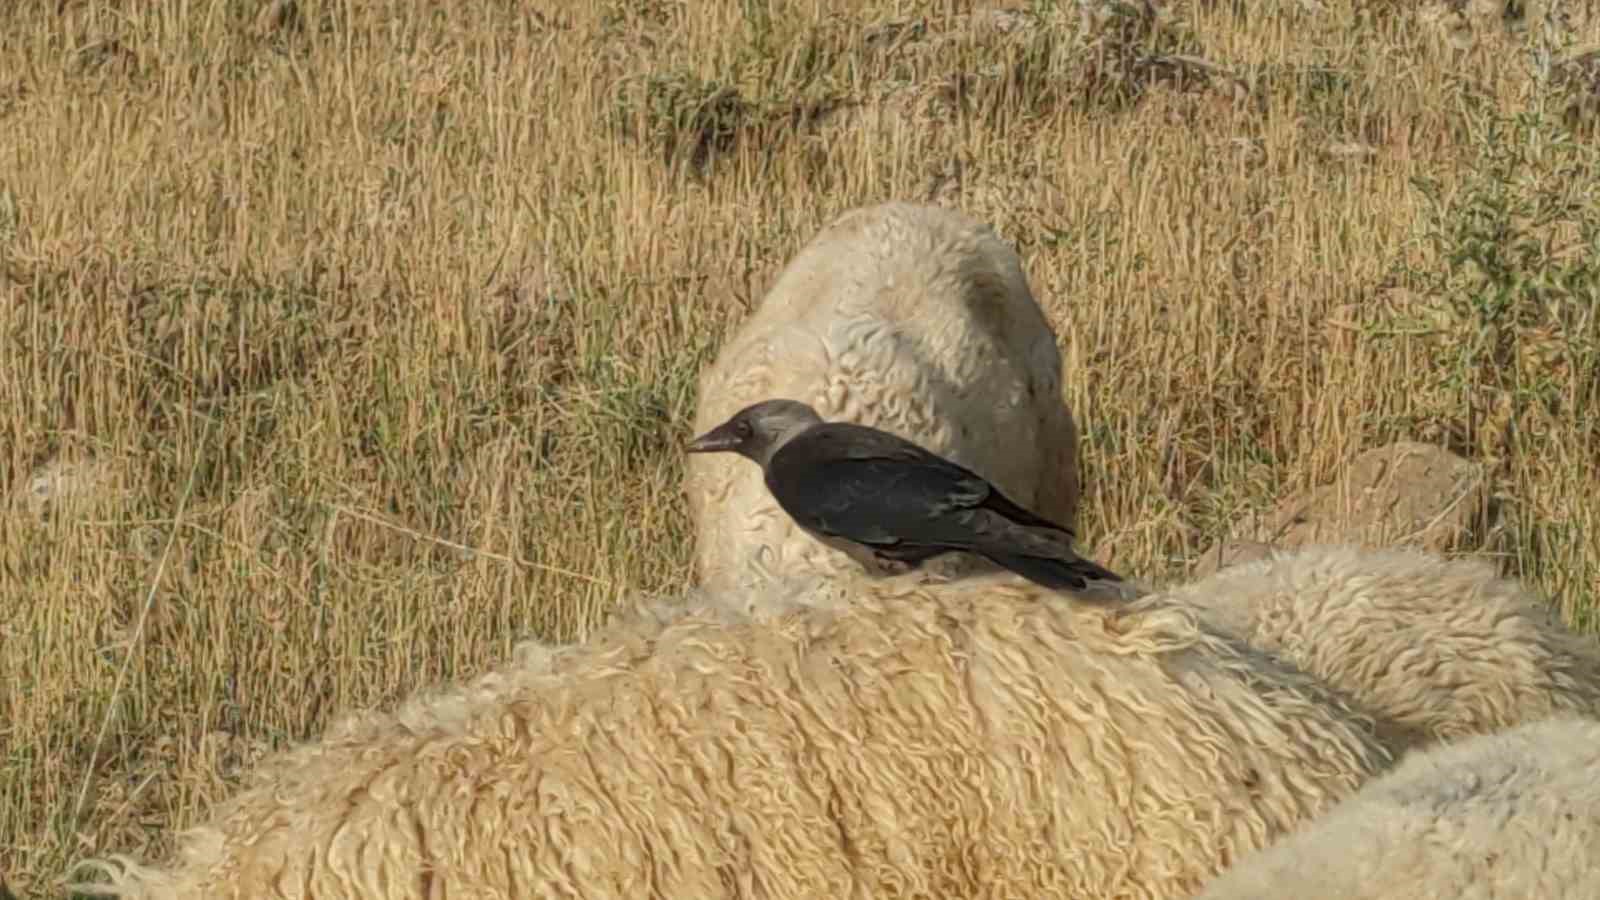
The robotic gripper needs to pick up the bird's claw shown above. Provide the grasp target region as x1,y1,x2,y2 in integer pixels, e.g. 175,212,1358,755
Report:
872,554,916,575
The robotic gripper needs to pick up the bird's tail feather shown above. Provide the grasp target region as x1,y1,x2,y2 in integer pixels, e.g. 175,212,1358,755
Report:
984,551,1127,600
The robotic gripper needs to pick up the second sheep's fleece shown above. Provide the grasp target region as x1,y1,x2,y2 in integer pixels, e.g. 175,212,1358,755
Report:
76,573,1390,900
1165,544,1600,754
1195,715,1600,899
686,201,1083,595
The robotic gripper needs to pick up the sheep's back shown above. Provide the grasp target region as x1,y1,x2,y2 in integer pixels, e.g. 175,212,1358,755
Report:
1194,716,1600,899
80,577,1390,900
1169,544,1600,753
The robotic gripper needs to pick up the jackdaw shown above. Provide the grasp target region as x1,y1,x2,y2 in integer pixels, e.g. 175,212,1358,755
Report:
686,398,1126,597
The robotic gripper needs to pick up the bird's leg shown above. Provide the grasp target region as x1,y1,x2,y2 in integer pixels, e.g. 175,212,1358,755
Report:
872,545,946,575
811,531,913,577
871,553,917,575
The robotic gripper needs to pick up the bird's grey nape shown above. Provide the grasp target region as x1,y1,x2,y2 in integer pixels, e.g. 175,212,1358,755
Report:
687,399,824,467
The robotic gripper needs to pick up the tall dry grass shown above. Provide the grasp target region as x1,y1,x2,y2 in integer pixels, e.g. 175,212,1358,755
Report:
1,0,1597,894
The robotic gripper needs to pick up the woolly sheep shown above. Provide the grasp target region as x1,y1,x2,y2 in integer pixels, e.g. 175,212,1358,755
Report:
76,573,1389,900
686,201,1083,595
1165,544,1600,754
1194,715,1600,899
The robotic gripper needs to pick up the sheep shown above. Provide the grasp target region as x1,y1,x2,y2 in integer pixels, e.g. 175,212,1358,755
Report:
686,201,1083,596
74,572,1390,900
1194,715,1600,899
1163,543,1600,755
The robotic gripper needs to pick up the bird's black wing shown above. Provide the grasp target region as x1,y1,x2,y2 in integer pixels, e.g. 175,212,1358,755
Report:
765,424,1072,551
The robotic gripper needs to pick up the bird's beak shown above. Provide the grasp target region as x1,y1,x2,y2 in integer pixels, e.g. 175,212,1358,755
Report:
686,423,742,454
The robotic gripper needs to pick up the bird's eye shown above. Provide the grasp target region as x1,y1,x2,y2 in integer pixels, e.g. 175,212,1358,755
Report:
736,421,752,437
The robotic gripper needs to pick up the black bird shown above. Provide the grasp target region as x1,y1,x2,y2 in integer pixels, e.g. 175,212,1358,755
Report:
686,399,1126,597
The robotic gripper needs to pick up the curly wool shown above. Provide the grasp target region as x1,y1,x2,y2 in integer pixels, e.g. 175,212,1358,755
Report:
686,201,1082,595
74,574,1388,900
1194,715,1600,899
1166,544,1600,753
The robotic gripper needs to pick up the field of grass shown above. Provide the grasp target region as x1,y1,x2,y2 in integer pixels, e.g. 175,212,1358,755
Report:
3,0,1598,894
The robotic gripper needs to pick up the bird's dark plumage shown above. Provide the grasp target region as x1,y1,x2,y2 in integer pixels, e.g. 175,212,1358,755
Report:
687,399,1125,597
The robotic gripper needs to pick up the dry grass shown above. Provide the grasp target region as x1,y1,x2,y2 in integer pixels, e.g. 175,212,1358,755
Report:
2,0,1598,894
